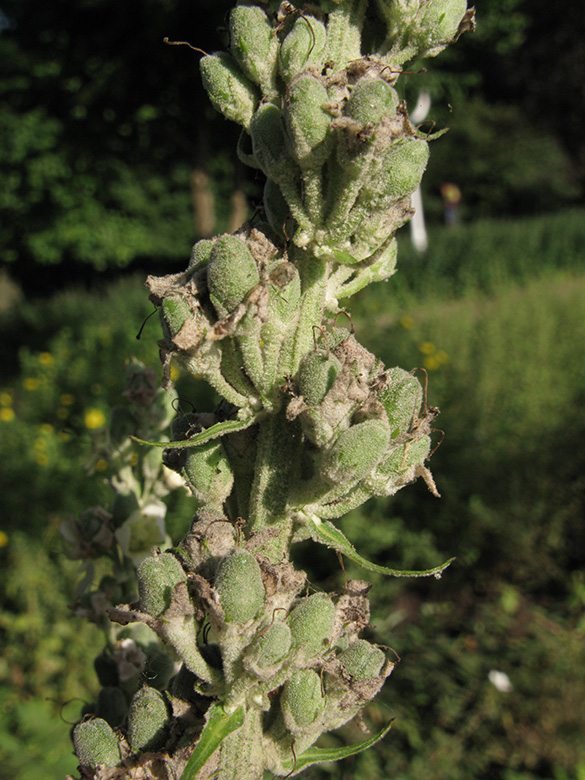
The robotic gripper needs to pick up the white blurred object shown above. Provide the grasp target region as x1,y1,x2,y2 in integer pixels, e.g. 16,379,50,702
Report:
409,91,431,253
488,670,513,693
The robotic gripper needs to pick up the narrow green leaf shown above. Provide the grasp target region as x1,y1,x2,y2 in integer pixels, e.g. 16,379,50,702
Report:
180,704,245,780
308,518,454,578
129,416,258,449
331,248,361,266
281,719,394,776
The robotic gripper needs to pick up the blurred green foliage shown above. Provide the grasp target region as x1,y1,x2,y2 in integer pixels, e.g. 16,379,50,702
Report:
2,211,585,778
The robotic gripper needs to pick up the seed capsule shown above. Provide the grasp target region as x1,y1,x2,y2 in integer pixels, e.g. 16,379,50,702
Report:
189,238,214,270
377,367,423,438
250,102,296,185
161,295,192,340
281,669,324,733
200,52,258,130
287,592,335,658
345,78,399,127
207,235,260,315
420,0,468,51
229,5,279,94
279,15,327,82
320,418,390,485
285,75,331,166
137,552,187,618
127,686,169,752
214,549,265,624
246,622,292,671
73,718,121,769
297,349,342,407
338,639,385,679
183,439,234,507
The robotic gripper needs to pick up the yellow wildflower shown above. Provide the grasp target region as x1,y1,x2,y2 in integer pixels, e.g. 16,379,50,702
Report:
38,352,54,366
84,409,106,429
0,408,15,422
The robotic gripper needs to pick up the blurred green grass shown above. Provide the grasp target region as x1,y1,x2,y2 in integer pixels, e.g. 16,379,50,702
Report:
1,209,585,779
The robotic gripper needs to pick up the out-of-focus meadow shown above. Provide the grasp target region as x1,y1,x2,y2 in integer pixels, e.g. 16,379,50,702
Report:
1,1,584,778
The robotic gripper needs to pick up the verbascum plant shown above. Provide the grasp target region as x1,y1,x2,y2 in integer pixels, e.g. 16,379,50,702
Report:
66,2,473,778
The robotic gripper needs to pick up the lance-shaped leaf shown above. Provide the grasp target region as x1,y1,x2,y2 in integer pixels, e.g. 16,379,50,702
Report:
307,516,454,578
180,704,245,780
130,415,259,449
280,719,394,776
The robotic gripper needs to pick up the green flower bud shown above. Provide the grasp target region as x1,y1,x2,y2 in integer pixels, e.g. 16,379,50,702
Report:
246,622,292,673
420,0,468,52
137,552,186,618
338,639,385,679
73,718,121,769
250,102,296,184
161,295,192,340
345,78,399,127
297,349,342,407
200,52,259,129
377,368,422,438
127,686,169,752
183,439,234,507
320,419,390,484
285,75,331,166
279,15,327,82
288,593,335,658
189,238,214,270
95,686,128,728
229,5,278,94
281,669,324,732
214,549,265,623
207,235,260,315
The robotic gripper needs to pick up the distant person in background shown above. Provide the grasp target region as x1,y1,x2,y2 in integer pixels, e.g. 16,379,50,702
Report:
440,182,462,227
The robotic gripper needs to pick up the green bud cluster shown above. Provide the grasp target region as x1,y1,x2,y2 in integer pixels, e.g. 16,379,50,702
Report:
197,1,472,271
288,333,439,518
